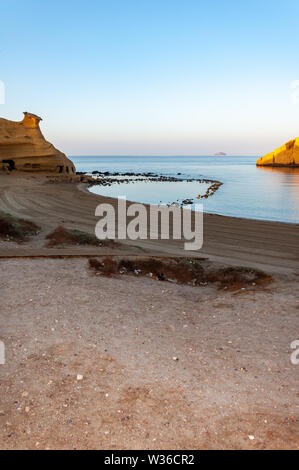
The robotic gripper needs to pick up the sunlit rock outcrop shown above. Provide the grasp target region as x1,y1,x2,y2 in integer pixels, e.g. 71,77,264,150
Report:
257,138,299,167
0,112,75,174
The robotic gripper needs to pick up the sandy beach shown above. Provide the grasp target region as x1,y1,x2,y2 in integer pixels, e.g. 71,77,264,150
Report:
0,174,298,274
3,0,299,455
0,174,298,449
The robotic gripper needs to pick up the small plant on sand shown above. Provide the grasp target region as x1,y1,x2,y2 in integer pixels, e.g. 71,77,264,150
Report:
45,226,118,248
0,211,40,242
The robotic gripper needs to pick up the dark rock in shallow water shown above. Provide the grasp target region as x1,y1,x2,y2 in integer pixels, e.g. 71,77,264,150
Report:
182,198,193,205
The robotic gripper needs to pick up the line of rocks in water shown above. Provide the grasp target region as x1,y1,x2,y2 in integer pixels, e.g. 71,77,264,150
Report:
77,170,223,205
196,180,223,199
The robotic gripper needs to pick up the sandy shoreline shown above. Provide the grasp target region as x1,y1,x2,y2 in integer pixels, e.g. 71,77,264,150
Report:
0,174,298,275
0,174,298,449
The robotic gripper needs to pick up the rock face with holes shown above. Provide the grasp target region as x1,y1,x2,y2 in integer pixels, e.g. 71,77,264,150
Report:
257,138,299,167
0,112,76,174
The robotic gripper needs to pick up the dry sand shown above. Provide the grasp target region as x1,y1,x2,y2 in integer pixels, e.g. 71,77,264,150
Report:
0,174,298,449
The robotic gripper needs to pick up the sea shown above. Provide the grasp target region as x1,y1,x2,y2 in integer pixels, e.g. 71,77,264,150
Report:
71,156,299,224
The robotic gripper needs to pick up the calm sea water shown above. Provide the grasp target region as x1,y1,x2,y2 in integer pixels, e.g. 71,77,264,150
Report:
71,156,299,223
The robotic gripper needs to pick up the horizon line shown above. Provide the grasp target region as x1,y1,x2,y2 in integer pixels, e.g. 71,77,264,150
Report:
69,154,259,158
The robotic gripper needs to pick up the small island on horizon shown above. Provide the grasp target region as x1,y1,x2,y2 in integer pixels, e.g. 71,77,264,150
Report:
214,152,227,155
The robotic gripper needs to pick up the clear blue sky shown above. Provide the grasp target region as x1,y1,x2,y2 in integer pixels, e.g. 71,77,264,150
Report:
1,0,299,155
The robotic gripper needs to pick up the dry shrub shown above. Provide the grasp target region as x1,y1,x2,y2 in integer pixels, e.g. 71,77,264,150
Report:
89,257,118,275
0,212,40,242
118,258,205,283
88,257,271,290
45,226,118,248
207,266,272,290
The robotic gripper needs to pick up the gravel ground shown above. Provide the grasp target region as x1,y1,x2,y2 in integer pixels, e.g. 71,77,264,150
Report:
0,258,298,449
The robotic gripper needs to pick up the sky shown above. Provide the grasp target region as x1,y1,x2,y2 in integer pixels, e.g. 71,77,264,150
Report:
1,0,299,156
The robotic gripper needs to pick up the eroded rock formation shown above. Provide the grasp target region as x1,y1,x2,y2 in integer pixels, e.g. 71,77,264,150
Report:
257,138,299,167
0,112,75,174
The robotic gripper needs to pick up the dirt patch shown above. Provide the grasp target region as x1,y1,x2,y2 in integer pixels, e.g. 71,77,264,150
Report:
45,226,118,248
89,257,272,290
208,266,272,290
1,339,296,450
0,212,40,242
0,257,297,449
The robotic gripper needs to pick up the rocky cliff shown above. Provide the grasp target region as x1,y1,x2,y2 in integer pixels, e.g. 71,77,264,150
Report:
257,138,299,167
0,112,75,174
